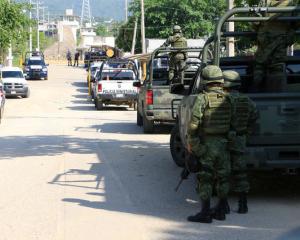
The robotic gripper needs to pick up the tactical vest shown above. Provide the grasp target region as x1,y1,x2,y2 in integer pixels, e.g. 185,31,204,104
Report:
233,95,251,134
202,92,232,135
172,35,187,48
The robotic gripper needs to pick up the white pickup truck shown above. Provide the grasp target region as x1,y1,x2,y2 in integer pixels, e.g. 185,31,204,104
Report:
93,67,139,110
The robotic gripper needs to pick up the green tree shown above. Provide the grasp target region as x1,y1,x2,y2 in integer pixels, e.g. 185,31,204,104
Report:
0,0,31,62
116,0,227,52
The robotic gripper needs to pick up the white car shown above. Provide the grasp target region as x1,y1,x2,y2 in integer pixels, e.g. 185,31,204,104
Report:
1,67,30,98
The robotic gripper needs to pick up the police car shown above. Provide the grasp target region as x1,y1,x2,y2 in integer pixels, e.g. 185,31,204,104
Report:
93,61,139,110
24,56,48,80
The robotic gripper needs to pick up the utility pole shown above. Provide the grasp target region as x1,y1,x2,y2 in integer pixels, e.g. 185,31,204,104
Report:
125,0,128,22
36,0,40,51
131,17,138,55
226,0,234,57
140,0,146,54
7,0,13,66
29,0,33,53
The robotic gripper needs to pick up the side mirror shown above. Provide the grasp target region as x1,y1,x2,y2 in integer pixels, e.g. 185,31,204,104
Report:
133,81,141,88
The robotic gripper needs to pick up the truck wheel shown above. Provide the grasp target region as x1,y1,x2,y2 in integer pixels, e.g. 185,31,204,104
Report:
137,110,143,126
142,111,154,133
23,89,30,98
170,124,185,167
95,100,104,111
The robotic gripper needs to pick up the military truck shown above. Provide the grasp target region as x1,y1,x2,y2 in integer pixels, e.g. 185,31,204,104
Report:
133,47,202,133
170,6,300,172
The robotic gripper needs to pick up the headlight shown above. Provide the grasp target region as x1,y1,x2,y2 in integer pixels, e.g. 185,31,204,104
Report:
42,68,48,72
25,67,30,71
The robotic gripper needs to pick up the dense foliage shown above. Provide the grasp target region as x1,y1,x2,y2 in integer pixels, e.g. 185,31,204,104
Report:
116,0,227,52
0,0,31,61
0,0,30,48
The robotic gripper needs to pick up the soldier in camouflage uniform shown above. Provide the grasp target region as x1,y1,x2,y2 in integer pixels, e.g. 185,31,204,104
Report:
161,25,188,84
253,0,297,92
223,70,258,214
187,65,233,223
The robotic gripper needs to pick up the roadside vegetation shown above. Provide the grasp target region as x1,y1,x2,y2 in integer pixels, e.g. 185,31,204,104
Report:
0,0,31,64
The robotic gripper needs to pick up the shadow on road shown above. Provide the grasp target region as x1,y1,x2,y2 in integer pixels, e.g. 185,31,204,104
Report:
91,122,173,135
1,133,300,239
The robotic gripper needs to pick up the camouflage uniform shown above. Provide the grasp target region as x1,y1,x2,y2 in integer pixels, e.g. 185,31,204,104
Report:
161,25,188,84
253,0,297,91
187,65,233,223
223,70,258,214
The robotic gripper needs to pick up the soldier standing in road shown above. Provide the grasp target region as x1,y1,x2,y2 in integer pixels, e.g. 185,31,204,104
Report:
253,0,297,92
186,65,233,223
74,52,80,67
223,70,258,214
161,25,188,85
67,50,72,66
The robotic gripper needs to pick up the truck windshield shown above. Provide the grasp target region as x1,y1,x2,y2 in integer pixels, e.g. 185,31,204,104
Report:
28,59,45,65
100,71,136,80
2,71,23,78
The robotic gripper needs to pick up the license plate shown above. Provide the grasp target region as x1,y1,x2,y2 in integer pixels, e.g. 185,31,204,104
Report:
11,91,16,94
116,93,124,98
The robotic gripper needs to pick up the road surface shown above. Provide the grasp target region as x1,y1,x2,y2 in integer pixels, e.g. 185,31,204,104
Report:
0,65,299,240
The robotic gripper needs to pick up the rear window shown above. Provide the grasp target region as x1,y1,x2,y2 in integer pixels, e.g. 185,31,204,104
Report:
2,71,23,78
100,71,137,81
152,68,169,86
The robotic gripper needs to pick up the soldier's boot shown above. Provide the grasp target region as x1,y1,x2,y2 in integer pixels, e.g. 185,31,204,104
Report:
187,200,212,223
211,198,230,215
212,199,227,221
238,192,248,214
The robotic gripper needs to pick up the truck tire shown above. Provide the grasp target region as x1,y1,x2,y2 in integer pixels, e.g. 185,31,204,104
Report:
142,111,154,133
23,89,30,98
95,99,104,111
170,124,185,167
137,110,143,126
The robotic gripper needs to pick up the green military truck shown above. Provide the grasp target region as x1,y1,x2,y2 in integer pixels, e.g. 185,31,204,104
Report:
170,6,300,173
134,47,202,133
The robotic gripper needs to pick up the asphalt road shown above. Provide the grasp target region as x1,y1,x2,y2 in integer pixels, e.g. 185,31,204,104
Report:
0,65,299,240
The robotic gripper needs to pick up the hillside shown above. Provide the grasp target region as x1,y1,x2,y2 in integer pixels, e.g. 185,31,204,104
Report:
46,0,127,20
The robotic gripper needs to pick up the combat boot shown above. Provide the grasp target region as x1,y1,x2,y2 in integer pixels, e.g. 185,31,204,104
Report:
187,200,212,223
212,199,227,221
238,192,248,214
211,198,230,215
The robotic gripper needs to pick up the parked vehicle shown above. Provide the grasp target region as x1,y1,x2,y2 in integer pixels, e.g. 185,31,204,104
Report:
87,61,103,85
0,80,5,124
170,6,300,171
24,56,48,80
134,48,202,133
0,67,30,98
93,59,139,110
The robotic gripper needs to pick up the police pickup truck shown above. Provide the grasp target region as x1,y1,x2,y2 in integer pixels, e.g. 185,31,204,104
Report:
93,60,139,110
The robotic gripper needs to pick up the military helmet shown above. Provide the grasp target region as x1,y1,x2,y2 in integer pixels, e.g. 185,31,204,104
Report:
173,25,182,33
223,70,241,88
201,65,224,85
